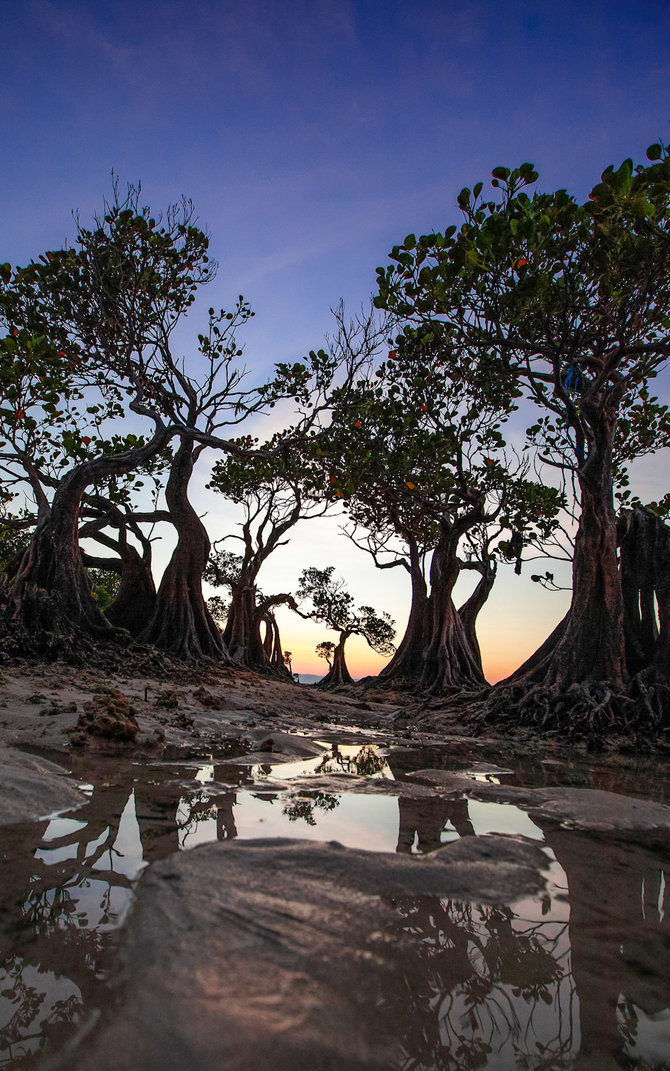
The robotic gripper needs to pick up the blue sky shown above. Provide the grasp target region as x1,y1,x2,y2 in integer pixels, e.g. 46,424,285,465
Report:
3,0,669,677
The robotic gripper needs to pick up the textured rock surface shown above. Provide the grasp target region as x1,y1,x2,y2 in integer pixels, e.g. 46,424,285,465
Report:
72,835,547,1071
411,769,670,832
0,746,84,824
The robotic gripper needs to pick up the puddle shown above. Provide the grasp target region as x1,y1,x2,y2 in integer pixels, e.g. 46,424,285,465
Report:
0,740,669,1069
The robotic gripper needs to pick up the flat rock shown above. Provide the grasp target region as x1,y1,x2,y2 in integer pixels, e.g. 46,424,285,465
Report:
285,772,465,798
410,770,670,833
473,783,670,833
403,768,480,793
73,835,547,1071
0,746,85,824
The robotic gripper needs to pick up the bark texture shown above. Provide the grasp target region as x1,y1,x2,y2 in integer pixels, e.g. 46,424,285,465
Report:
139,440,225,661
618,507,670,677
104,540,157,638
223,574,265,667
374,543,431,686
458,561,496,672
419,521,487,694
524,433,625,689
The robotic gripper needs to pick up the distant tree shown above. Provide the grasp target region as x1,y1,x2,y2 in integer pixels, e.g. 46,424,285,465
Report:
316,640,335,668
374,143,670,727
297,566,395,687
87,567,122,610
205,430,333,670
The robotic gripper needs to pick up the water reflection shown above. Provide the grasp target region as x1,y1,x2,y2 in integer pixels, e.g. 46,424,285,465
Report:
0,745,667,1070
382,890,577,1070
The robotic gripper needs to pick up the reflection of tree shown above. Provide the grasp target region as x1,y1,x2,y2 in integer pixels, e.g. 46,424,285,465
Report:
315,743,388,777
0,953,85,1069
176,788,240,845
0,759,186,1070
396,797,475,855
539,827,670,1070
282,792,340,826
377,894,574,1071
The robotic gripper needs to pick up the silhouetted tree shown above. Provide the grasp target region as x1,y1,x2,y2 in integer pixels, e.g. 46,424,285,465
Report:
375,142,670,726
297,565,395,687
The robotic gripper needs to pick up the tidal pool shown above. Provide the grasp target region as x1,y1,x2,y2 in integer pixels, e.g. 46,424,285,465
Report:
0,740,668,1070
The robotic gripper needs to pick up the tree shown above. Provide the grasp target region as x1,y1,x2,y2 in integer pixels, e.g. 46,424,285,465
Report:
206,441,329,669
0,185,213,656
297,566,395,687
316,640,335,668
0,186,361,661
316,350,561,692
374,142,670,725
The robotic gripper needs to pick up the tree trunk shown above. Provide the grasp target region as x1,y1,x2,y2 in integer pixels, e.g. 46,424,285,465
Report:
618,507,670,678
0,428,171,657
316,633,354,687
104,539,156,637
139,439,225,660
223,572,267,667
420,522,487,694
260,611,292,677
0,512,111,657
458,562,496,672
521,418,626,689
375,545,431,685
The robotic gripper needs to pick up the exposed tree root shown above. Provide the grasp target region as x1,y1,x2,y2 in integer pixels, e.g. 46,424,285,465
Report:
463,673,670,751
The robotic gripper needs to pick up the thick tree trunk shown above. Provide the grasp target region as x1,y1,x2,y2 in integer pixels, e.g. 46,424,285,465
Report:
0,428,170,656
139,440,225,660
375,548,430,686
618,507,670,678
420,522,487,694
0,510,112,657
316,633,354,688
260,611,292,677
458,563,496,672
223,573,266,667
104,540,156,637
517,405,626,690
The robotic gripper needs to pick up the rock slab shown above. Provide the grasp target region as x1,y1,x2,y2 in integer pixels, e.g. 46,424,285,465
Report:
72,835,547,1071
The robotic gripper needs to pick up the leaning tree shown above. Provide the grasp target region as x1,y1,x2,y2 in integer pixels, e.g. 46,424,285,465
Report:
375,143,670,727
297,565,395,687
0,186,216,657
0,185,365,660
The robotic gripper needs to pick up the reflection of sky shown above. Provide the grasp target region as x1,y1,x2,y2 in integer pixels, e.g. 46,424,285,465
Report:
35,790,145,931
467,799,545,840
178,788,401,854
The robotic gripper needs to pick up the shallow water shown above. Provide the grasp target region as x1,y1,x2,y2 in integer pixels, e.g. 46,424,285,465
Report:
0,740,669,1070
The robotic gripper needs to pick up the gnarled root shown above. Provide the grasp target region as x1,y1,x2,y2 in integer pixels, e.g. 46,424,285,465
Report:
467,674,670,750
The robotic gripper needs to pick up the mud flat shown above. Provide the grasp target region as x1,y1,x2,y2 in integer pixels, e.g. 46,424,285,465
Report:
1,661,669,1070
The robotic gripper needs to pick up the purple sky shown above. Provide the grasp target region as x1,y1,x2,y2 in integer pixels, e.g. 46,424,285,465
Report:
3,0,670,677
